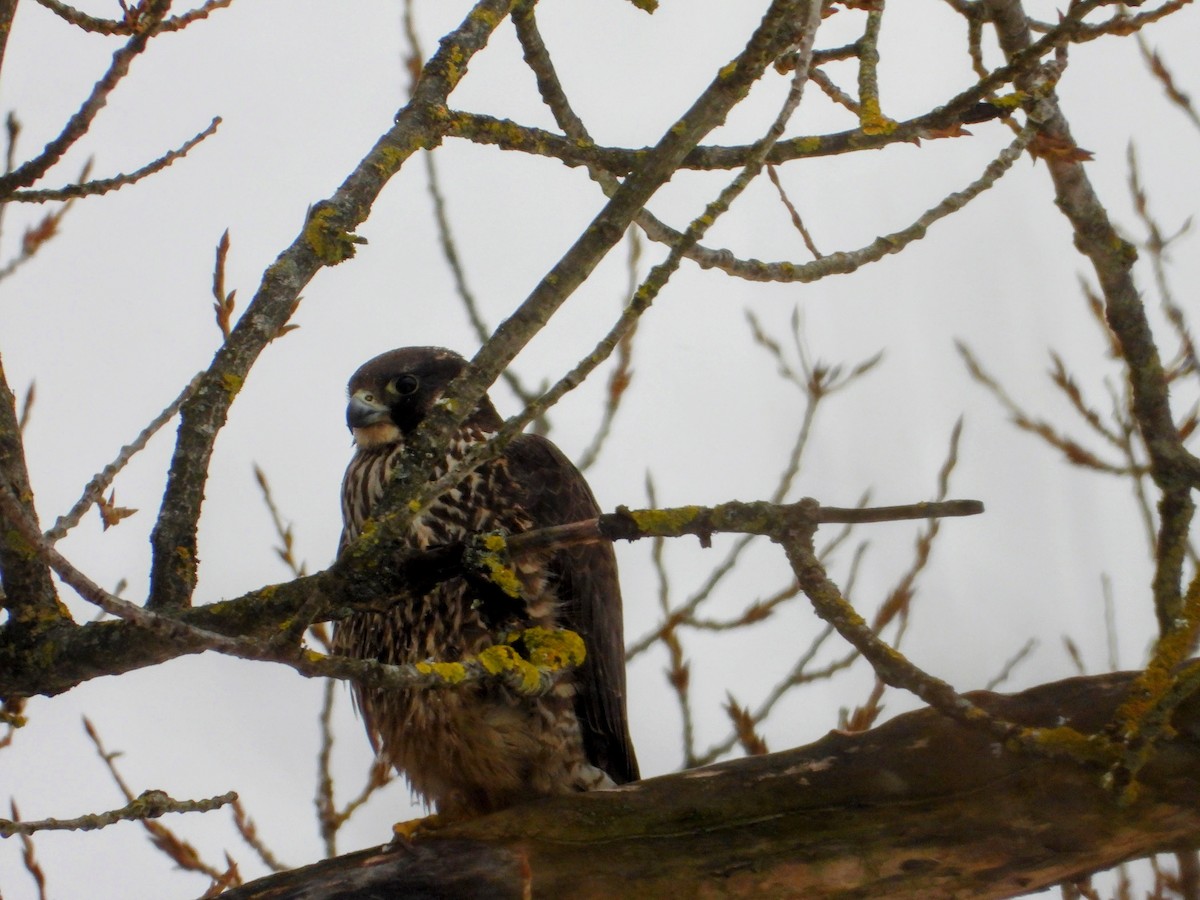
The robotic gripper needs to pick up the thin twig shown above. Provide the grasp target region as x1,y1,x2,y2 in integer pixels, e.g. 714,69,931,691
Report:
82,718,239,882
45,372,203,542
230,798,287,873
0,790,237,837
8,802,48,900
10,117,220,203
33,0,235,36
0,0,174,196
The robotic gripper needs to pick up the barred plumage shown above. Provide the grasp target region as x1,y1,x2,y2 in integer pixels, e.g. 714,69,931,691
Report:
332,347,638,819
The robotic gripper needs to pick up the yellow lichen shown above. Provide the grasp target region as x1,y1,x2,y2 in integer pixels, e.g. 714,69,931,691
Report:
304,205,362,265
627,505,702,536
993,92,1028,110
469,532,523,598
520,626,586,671
415,660,467,685
478,644,541,694
859,99,898,136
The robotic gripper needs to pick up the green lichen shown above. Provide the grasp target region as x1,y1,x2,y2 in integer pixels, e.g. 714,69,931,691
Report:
794,136,822,155
1019,725,1112,766
469,7,502,29
221,372,243,399
12,601,71,626
4,528,36,560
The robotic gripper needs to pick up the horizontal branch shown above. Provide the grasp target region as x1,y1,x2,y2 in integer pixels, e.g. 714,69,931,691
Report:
222,669,1200,899
0,496,981,699
0,789,236,838
512,497,984,553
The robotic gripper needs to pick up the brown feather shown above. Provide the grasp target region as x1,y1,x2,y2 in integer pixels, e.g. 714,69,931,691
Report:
332,347,638,817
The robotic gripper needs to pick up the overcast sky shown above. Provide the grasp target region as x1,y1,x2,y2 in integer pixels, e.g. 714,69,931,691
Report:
2,1,1199,897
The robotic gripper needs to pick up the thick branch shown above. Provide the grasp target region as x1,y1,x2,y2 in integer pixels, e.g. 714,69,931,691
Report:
0,497,981,699
0,354,63,635
222,669,1200,899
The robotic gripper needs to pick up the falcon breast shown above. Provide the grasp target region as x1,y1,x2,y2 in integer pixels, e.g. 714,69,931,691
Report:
332,346,638,818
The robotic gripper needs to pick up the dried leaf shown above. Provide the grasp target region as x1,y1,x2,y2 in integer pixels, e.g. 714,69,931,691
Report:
921,123,973,140
21,214,60,257
97,491,137,530
724,695,769,756
1028,133,1095,163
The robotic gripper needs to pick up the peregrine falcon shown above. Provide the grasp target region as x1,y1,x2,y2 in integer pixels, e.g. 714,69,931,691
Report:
332,346,638,819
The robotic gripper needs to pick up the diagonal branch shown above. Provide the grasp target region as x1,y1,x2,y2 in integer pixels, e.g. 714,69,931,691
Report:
145,0,518,611
983,0,1200,636
375,0,821,554
0,355,63,635
0,0,173,197
10,117,220,203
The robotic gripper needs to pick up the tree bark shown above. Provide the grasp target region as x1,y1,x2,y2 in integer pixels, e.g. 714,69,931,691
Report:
223,669,1200,899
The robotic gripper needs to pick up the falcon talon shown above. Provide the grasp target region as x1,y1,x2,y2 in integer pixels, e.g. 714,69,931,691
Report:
389,813,443,843
333,346,638,821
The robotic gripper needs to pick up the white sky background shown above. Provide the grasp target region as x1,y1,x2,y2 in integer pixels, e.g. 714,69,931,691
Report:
1,1,1199,897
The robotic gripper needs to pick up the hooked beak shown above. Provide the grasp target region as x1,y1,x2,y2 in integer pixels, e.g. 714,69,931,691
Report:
346,390,389,430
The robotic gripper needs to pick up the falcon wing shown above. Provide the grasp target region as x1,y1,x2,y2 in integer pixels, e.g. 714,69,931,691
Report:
505,433,639,784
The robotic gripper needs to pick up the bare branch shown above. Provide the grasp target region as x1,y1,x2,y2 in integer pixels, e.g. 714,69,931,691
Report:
0,0,173,196
33,0,235,36
146,0,518,611
0,789,237,838
10,117,220,203
44,372,203,543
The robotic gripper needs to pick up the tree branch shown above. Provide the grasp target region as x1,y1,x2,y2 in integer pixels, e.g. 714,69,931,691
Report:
0,496,982,700
144,0,517,611
0,354,63,637
0,790,236,838
221,669,1200,899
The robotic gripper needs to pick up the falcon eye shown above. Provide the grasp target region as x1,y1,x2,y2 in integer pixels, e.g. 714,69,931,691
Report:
389,374,420,396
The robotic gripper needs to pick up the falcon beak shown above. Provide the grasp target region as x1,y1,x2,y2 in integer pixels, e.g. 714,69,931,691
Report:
347,391,389,429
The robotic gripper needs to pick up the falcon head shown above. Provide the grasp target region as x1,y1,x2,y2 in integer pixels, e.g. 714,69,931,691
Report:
345,346,501,450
